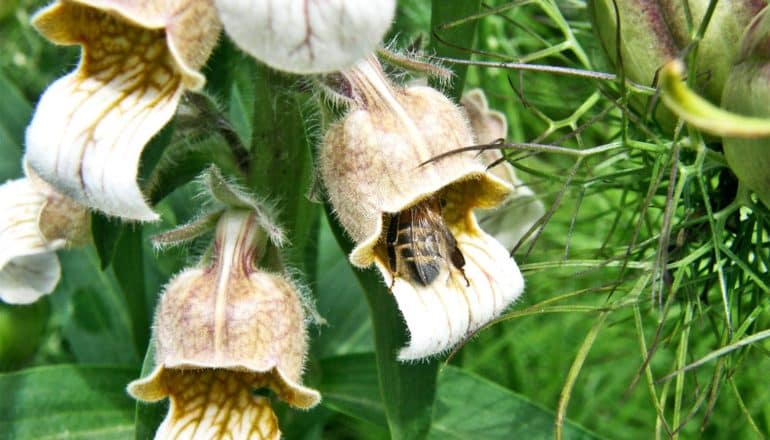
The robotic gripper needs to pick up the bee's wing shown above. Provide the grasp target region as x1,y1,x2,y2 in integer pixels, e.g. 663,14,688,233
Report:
409,205,445,283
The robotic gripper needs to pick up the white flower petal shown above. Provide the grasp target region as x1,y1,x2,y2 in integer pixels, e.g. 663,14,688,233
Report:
216,0,396,73
0,178,62,304
0,253,61,305
26,5,188,221
375,227,524,360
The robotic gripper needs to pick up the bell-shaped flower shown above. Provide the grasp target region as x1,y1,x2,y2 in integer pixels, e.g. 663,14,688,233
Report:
460,89,545,250
0,164,90,304
214,0,396,74
320,57,524,360
25,0,222,221
128,210,320,439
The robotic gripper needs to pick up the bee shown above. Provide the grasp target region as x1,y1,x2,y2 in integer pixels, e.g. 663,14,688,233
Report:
386,195,469,288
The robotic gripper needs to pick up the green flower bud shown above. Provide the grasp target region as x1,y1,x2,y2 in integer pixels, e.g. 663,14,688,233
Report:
589,0,763,129
722,6,770,208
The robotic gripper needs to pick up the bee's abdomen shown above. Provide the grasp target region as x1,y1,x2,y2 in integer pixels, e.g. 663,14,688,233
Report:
395,228,442,286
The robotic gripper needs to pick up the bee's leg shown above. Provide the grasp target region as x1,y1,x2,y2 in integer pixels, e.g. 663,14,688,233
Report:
450,245,470,287
386,214,399,292
445,230,470,287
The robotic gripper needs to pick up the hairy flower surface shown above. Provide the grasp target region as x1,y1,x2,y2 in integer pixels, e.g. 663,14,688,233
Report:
215,0,395,73
128,210,319,439
0,165,89,304
320,58,524,360
461,89,544,250
25,0,221,221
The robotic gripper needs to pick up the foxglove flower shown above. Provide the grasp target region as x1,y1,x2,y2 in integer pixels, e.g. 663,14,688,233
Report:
215,0,396,73
128,210,320,439
461,89,544,250
25,0,222,221
0,164,89,304
320,57,524,360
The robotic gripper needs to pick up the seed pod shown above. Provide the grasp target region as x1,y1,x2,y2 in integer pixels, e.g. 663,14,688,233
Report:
722,6,770,208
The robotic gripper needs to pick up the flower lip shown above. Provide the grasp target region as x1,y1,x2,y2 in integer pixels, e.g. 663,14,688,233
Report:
348,172,512,269
128,363,320,409
128,369,285,439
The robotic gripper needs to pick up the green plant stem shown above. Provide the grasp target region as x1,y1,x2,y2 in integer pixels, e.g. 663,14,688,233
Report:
247,63,318,274
555,311,608,440
112,225,149,356
325,205,439,440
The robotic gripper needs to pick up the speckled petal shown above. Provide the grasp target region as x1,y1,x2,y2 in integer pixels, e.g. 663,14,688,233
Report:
135,369,281,439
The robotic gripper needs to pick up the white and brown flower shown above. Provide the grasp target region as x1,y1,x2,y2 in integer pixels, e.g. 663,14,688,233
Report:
320,57,524,360
128,210,319,439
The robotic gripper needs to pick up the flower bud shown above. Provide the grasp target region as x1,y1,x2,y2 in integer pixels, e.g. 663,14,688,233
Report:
128,210,319,439
722,6,770,208
320,58,524,360
588,0,763,128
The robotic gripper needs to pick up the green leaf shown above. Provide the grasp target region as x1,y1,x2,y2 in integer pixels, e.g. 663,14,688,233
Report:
112,225,150,356
430,367,599,439
325,207,439,440
319,353,386,427
90,212,125,270
312,215,373,358
0,70,31,180
429,0,482,99
54,248,138,364
0,365,137,439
